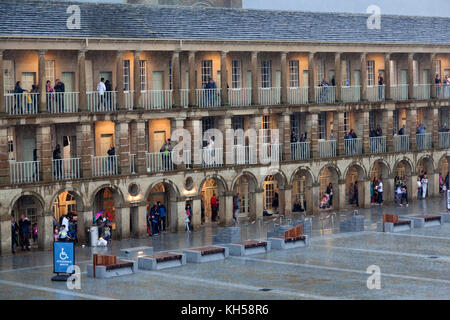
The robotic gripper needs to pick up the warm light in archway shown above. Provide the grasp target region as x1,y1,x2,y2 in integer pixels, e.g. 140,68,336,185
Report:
127,194,142,203
183,188,197,196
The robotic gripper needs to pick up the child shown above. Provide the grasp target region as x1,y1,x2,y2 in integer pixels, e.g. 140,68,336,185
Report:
54,227,59,242
320,194,329,209
57,225,70,241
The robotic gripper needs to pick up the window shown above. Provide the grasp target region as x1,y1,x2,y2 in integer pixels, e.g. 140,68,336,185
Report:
123,60,130,91
289,60,299,87
261,115,271,143
232,116,244,145
343,60,351,86
393,110,398,134
316,59,325,85
318,112,326,140
264,175,275,210
169,60,172,90
231,60,242,88
261,60,272,88
3,60,15,93
433,60,441,77
344,112,348,132
139,60,147,91
202,117,214,145
7,128,14,160
290,113,301,137
45,60,55,85
390,60,397,85
367,60,375,86
369,111,375,130
202,60,212,86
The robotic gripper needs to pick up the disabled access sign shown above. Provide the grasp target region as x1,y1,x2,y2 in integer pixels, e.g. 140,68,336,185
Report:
53,241,75,274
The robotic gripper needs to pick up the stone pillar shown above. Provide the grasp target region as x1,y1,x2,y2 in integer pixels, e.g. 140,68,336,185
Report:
334,52,342,101
191,197,203,231
188,51,197,107
116,51,125,109
283,187,292,217
0,127,9,184
133,50,141,109
76,122,94,178
115,121,130,175
432,107,439,148
115,207,130,240
78,50,87,112
362,111,370,154
172,51,181,107
176,200,187,232
37,214,53,251
134,120,146,174
132,204,147,238
361,180,371,209
77,210,93,245
408,53,415,99
0,216,11,256
251,51,259,105
36,125,52,181
249,115,262,161
280,52,288,104
411,174,418,201
308,52,316,103
220,192,234,227
336,111,345,156
218,117,233,165
220,51,228,105
384,53,391,100
360,52,367,101
38,50,47,113
186,118,202,167
306,112,319,158
0,50,4,114
278,113,291,161
254,189,264,220
430,53,437,98
312,182,320,214
338,181,346,210
407,107,417,151
382,109,394,152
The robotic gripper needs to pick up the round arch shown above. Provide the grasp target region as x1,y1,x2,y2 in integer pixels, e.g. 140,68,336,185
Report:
343,163,367,208
198,174,228,224
369,159,393,203
393,158,414,202
290,166,315,214
318,164,340,210
261,169,288,215
417,155,435,198
231,172,259,220
48,188,85,218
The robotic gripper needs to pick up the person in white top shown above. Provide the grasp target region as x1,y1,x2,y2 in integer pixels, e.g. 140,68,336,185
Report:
97,78,106,110
377,179,383,205
422,174,428,199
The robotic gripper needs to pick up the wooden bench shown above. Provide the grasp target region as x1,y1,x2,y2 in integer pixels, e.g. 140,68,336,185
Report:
377,214,412,233
269,224,309,250
138,252,186,270
87,254,137,278
226,240,271,256
183,246,229,263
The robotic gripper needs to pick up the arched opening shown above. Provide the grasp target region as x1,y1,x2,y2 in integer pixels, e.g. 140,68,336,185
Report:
439,156,449,194
318,166,340,210
370,160,391,203
92,186,123,240
394,160,413,202
146,182,178,233
11,194,44,251
417,157,435,199
200,177,226,225
232,173,258,220
263,172,286,215
291,168,314,214
344,164,366,208
52,190,83,242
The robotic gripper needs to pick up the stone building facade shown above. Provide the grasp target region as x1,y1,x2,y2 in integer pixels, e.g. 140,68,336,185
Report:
0,1,449,254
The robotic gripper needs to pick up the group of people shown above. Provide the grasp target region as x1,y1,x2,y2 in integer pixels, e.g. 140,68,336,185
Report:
53,212,78,242
370,178,384,205
320,183,334,209
439,172,450,194
369,125,384,152
290,131,308,143
96,78,114,111
11,215,37,253
147,201,168,236
46,79,66,112
12,81,39,114
394,176,409,207
416,172,429,200
435,73,450,98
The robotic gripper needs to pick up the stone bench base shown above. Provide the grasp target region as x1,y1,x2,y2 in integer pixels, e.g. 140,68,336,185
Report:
376,221,412,233
183,246,229,263
119,246,154,260
400,216,443,228
138,253,186,270
268,236,309,250
440,213,450,223
87,259,137,279
226,241,271,256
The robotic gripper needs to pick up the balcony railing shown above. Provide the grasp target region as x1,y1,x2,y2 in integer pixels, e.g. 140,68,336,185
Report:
196,89,221,108
314,86,336,103
413,84,431,100
129,153,136,174
51,158,80,181
180,89,189,108
124,90,134,110
394,135,409,152
87,91,117,112
439,132,450,148
390,85,408,100
91,155,118,177
233,145,257,165
366,85,385,102
9,160,40,184
287,87,308,104
370,136,386,154
141,90,172,110
5,93,39,115
201,148,223,167
260,143,282,163
146,152,174,173
436,84,450,99
341,86,361,102
319,140,336,158
228,88,252,106
47,92,79,113
344,138,363,155
259,87,281,105
416,133,432,150
290,142,310,160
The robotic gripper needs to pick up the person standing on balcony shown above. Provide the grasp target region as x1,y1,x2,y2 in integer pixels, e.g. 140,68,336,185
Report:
54,79,65,113
320,78,330,103
435,74,442,98
13,81,27,115
46,80,54,111
445,75,450,98
105,80,112,110
160,139,172,170
378,73,384,99
97,78,106,111
53,144,62,179
398,124,405,136
107,145,116,174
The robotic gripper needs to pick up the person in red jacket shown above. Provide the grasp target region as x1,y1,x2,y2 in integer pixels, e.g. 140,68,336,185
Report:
210,193,219,222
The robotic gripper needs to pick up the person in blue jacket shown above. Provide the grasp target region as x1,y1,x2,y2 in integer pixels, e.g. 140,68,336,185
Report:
157,201,167,232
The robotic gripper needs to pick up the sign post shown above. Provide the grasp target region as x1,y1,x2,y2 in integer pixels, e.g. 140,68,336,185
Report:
52,241,75,281
447,190,450,211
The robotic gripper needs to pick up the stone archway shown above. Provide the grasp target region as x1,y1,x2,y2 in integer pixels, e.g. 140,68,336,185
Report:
199,175,228,225
394,159,414,202
145,180,180,233
417,156,435,198
369,160,392,203
290,167,314,214
261,170,288,215
318,165,340,210
438,155,450,194
343,163,367,208
231,172,258,220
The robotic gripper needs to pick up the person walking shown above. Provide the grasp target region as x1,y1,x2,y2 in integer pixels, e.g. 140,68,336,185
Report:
150,202,159,236
158,201,167,232
11,217,19,254
377,178,383,205
185,208,191,233
210,193,219,222
19,214,31,251
233,193,240,224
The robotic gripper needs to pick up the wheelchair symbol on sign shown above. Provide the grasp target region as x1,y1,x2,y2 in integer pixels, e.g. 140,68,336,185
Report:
60,248,69,260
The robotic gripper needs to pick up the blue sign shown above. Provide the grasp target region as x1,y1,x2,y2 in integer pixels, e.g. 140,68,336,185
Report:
53,241,75,274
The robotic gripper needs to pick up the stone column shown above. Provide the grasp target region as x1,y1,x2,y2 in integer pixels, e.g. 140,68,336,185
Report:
408,53,415,99
36,125,52,181
312,182,320,214
191,196,203,231
37,214,53,251
116,51,125,109
360,52,368,101
132,204,147,238
407,107,417,151
362,111,370,154
338,180,346,210
432,107,439,148
334,52,342,101
220,51,228,105
134,120,146,174
172,51,181,107
283,187,292,217
251,51,259,105
77,210,93,245
219,192,234,227
133,50,141,109
430,53,437,98
176,199,187,232
280,52,288,104
38,50,47,113
0,215,11,256
115,121,130,175
249,115,262,161
278,113,291,160
382,109,394,152
306,112,319,158
0,50,4,114
254,188,264,220
115,207,130,240
384,53,391,100
361,180,371,209
308,52,316,103
76,122,94,178
0,127,9,184
336,111,345,156
77,50,87,112
218,117,232,165
188,51,197,107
